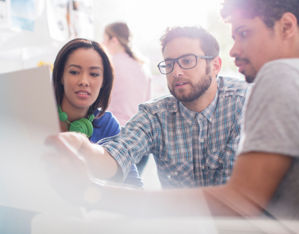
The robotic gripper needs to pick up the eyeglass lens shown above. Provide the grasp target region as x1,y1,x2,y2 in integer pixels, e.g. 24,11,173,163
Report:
159,54,197,74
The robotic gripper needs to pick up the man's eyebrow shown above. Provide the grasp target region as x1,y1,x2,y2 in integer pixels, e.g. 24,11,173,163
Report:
164,57,174,61
232,25,247,40
233,25,246,34
164,54,191,61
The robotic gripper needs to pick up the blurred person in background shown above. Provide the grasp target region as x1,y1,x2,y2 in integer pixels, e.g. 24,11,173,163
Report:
103,22,152,174
102,22,151,126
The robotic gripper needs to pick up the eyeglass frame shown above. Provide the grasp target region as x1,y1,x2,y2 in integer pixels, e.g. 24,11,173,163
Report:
157,53,215,75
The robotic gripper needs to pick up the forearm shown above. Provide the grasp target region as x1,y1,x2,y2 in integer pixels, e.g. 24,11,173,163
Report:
203,153,293,217
202,184,262,217
47,132,121,180
80,142,121,181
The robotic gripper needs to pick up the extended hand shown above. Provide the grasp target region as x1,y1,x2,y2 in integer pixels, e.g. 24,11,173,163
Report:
44,132,91,205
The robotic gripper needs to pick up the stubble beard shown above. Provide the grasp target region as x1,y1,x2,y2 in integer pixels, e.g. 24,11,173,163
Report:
245,74,256,83
169,66,213,103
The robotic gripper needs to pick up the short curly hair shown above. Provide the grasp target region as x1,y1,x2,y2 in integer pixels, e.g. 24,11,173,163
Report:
221,0,299,28
160,26,219,58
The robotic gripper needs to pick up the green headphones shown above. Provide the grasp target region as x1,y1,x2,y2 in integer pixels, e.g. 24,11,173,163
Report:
58,106,94,138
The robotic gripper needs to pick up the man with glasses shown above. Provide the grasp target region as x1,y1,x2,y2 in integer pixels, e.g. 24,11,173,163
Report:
47,26,247,189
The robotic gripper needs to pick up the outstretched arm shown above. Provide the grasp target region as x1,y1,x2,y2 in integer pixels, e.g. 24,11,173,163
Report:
85,152,292,217
203,152,292,216
46,132,120,180
45,132,292,217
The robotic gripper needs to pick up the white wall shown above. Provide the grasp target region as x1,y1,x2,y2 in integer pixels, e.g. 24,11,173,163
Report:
0,0,73,74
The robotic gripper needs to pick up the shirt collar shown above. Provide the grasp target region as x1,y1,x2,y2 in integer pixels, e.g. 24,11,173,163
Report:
177,78,220,124
178,101,198,126
200,89,218,122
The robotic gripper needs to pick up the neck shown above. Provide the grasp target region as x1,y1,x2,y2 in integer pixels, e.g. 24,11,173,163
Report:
60,121,69,132
182,78,218,113
287,37,299,57
61,102,88,122
276,34,299,59
108,43,126,56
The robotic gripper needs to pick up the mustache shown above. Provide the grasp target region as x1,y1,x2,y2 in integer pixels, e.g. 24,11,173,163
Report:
235,57,250,64
172,76,187,83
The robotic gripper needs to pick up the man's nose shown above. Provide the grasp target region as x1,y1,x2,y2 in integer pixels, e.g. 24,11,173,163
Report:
172,61,184,76
230,41,240,58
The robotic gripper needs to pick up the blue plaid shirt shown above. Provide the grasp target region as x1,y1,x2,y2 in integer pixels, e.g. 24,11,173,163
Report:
99,76,248,188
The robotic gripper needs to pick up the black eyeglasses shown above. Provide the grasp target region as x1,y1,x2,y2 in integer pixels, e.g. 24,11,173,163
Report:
157,53,214,75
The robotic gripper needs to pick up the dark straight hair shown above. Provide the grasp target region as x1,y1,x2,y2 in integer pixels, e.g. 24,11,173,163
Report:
52,38,114,117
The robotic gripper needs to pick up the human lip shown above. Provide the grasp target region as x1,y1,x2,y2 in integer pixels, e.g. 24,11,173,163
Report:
174,80,189,88
75,90,90,98
234,58,250,73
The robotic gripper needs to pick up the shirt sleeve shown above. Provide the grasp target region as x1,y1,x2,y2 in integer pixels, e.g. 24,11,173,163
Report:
98,106,155,179
123,164,143,187
90,112,120,143
239,61,299,157
223,95,245,169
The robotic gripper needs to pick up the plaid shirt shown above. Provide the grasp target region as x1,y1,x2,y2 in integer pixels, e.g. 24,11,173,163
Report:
99,76,248,188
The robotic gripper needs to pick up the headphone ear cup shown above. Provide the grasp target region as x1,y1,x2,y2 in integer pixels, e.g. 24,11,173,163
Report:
58,109,68,122
69,118,94,138
80,118,94,137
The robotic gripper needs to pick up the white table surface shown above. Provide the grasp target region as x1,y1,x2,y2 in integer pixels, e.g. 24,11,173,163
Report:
31,212,299,234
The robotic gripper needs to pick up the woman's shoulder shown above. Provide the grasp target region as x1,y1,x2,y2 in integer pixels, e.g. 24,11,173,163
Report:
91,111,120,140
93,111,119,126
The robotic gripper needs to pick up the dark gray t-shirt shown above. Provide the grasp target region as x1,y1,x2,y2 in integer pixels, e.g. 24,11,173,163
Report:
238,59,299,219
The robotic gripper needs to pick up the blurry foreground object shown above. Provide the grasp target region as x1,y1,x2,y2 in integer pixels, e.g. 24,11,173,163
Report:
0,66,81,215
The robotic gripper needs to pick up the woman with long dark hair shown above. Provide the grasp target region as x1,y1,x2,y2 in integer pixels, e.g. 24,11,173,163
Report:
52,38,142,187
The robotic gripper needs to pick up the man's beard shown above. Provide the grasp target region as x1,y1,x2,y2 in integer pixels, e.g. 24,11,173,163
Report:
245,75,255,83
169,66,212,102
235,57,256,83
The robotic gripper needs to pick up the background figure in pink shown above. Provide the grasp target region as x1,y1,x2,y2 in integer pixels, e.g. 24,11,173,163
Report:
103,22,151,127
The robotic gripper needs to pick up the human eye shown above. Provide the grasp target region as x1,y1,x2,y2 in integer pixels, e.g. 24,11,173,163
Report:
238,29,250,39
164,60,173,68
181,57,192,65
179,55,195,68
159,60,173,72
90,72,101,78
69,70,79,75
